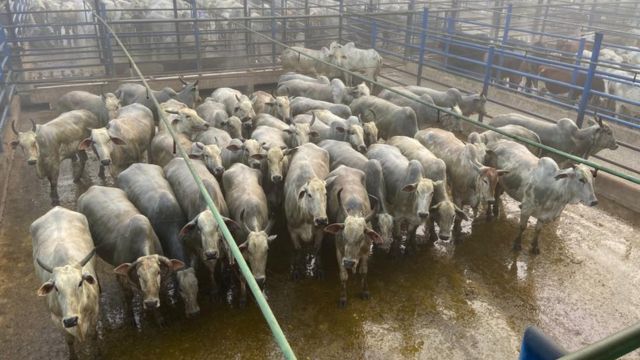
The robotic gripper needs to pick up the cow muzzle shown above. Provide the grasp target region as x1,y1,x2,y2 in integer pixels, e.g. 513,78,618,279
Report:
590,200,599,207
418,211,429,219
63,316,79,328
27,159,37,165
143,299,160,310
214,166,224,177
357,145,367,153
100,159,112,166
314,217,328,226
186,309,201,318
255,276,266,290
342,259,356,270
439,233,451,241
251,162,262,170
204,250,218,261
272,174,283,183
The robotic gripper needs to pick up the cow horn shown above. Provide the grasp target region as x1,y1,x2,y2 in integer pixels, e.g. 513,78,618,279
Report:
240,209,252,234
336,188,348,216
595,114,603,127
310,112,316,127
591,168,598,178
179,75,187,85
11,120,19,135
367,108,377,119
365,194,379,222
79,248,96,267
36,258,54,273
31,119,37,132
264,219,275,234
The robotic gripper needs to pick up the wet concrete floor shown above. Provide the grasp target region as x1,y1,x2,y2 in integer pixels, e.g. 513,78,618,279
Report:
1,110,639,359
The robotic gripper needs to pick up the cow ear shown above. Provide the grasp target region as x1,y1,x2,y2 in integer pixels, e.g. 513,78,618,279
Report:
238,241,248,251
282,128,294,135
226,143,243,152
430,202,441,212
113,263,132,276
401,183,418,192
223,217,241,233
554,172,571,180
9,140,19,149
179,221,197,238
365,228,384,244
335,126,345,133
298,188,306,200
79,273,96,285
497,170,510,176
455,206,469,221
168,259,185,271
267,235,278,243
309,131,319,138
78,138,93,150
110,136,127,145
250,153,265,160
284,147,298,156
323,223,344,235
37,281,55,296
172,117,181,126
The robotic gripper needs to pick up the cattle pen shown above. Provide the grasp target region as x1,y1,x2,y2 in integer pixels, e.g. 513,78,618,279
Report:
1,0,640,359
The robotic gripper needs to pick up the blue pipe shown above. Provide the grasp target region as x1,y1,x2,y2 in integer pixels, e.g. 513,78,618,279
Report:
568,38,586,100
576,32,603,128
479,45,495,123
416,7,429,86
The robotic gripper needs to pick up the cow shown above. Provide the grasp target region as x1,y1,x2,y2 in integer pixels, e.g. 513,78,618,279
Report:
324,166,382,307
31,207,99,359
290,96,352,118
281,46,341,78
319,139,394,252
256,113,319,148
9,110,100,205
250,90,292,123
415,128,506,234
387,136,466,241
362,122,379,146
116,163,200,317
488,113,618,166
77,186,184,326
196,99,244,138
538,65,606,105
164,157,238,296
195,126,233,149
276,78,366,105
222,163,277,306
54,90,120,126
299,110,367,153
329,41,383,86
221,138,266,170
489,140,598,254
377,87,462,130
284,143,330,279
278,72,330,84
149,106,211,168
468,124,542,157
208,87,256,124
350,96,418,139
398,86,488,118
115,78,199,121
78,104,155,178
366,144,438,251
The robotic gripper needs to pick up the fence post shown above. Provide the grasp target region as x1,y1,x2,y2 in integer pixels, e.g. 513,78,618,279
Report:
304,0,310,47
496,3,512,84
97,2,114,77
371,19,377,50
172,0,183,59
403,0,416,59
190,0,202,72
416,7,429,86
576,32,603,128
532,0,544,34
587,0,597,28
243,0,251,58
540,0,550,38
271,0,277,65
568,37,586,100
443,15,455,68
491,0,503,41
338,0,344,44
478,46,495,123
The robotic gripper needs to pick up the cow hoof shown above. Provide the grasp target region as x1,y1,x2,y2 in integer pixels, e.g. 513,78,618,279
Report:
338,298,347,308
530,247,540,255
360,291,370,300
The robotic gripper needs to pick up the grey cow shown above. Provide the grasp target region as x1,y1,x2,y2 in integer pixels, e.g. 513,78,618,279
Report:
115,78,199,121
290,96,352,118
488,113,618,166
54,90,120,126
377,87,462,130
319,139,395,252
278,72,331,84
196,99,243,139
77,186,184,326
251,90,292,123
32,207,99,359
223,163,277,306
116,164,200,317
366,144,437,251
79,103,155,178
208,87,256,124
468,124,543,157
324,166,382,307
284,143,330,279
387,136,466,241
489,140,598,253
9,110,100,205
401,86,487,117
296,111,367,153
164,157,237,297
276,78,364,105
350,96,418,139
256,113,319,148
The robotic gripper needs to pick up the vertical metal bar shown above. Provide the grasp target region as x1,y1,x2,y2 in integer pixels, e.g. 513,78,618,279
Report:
403,0,416,60
443,15,454,68
587,0,597,28
371,19,377,50
3,1,16,44
491,0,502,41
281,0,287,45
540,0,550,39
568,38,586,100
338,0,344,44
173,0,183,59
416,7,429,86
496,3,512,84
99,2,114,77
191,0,202,72
576,32,603,128
532,0,544,34
478,46,495,123
244,0,251,58
304,0,310,47
271,0,277,66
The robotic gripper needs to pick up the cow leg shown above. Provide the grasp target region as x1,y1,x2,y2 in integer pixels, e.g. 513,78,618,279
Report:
204,259,218,300
492,185,504,217
98,165,106,180
64,332,77,360
313,229,324,279
116,275,137,327
530,220,545,255
289,231,303,281
48,167,60,206
359,257,369,301
73,151,88,183
428,216,438,243
513,213,530,251
238,277,248,308
337,247,348,308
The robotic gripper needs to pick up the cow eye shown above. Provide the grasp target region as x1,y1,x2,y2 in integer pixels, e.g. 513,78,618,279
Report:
307,193,312,198
54,285,59,292
78,280,83,287
579,178,586,184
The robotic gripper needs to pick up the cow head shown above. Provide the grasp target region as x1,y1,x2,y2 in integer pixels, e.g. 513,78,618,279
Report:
471,159,508,205
592,116,619,153
233,94,256,123
430,200,468,241
349,83,371,99
264,145,297,183
175,268,200,317
78,128,126,167
102,93,121,120
9,119,39,165
221,116,243,139
190,143,224,177
226,139,265,170
374,212,394,252
36,249,97,339
165,108,209,134
402,178,440,220
266,96,292,123
283,121,319,147
298,177,328,226
177,77,200,107
362,121,379,147
460,93,488,116
335,122,366,153
114,254,184,310
179,210,239,263
239,215,276,290
553,164,598,207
